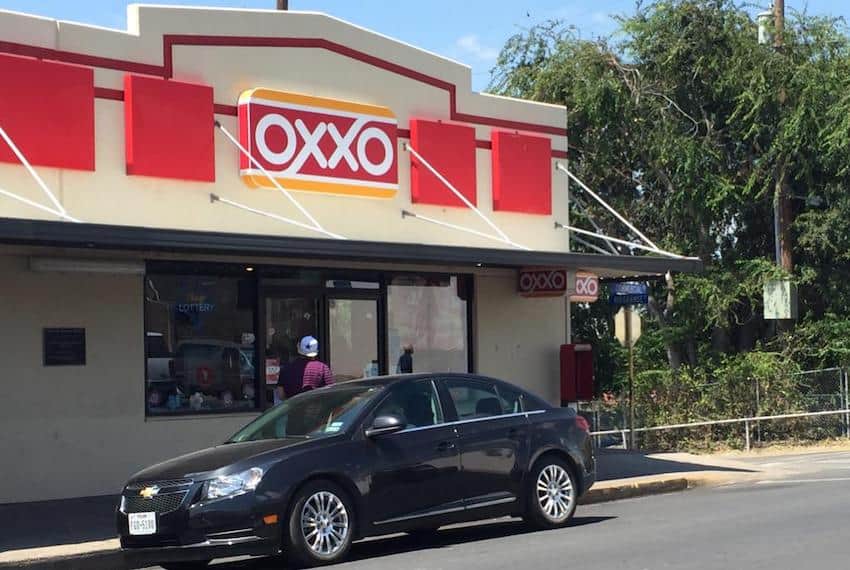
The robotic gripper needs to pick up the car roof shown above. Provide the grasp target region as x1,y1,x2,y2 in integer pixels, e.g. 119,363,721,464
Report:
339,372,511,389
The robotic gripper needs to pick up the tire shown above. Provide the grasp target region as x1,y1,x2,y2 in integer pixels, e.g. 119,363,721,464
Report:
523,456,578,529
285,480,356,567
160,562,210,570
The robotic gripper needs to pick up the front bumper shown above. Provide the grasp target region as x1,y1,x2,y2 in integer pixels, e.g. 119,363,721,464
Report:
122,535,277,566
117,484,283,564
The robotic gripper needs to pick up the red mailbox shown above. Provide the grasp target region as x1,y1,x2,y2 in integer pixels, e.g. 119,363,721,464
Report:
560,344,594,405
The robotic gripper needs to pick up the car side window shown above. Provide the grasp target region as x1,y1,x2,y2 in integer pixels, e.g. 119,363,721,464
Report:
496,384,524,414
444,379,503,420
373,381,444,429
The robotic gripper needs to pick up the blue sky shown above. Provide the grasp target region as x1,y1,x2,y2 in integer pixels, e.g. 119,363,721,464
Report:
3,1,849,91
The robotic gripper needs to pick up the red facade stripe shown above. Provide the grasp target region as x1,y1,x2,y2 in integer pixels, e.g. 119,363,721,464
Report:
0,40,164,76
0,34,569,157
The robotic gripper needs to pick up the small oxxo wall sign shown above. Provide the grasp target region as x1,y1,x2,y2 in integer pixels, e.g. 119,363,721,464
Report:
518,268,599,302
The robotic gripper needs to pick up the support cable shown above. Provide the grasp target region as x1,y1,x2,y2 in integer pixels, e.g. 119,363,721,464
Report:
0,125,80,223
210,194,346,240
401,209,529,249
404,143,527,250
215,121,341,238
557,162,660,251
555,222,695,260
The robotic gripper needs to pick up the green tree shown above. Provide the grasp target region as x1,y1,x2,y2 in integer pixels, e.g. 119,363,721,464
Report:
490,0,850,394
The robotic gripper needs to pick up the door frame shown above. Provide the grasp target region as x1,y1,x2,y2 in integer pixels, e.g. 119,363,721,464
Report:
257,286,325,408
325,288,387,380
258,284,388,407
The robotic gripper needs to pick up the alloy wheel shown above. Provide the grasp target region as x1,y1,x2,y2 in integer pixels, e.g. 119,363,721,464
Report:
535,464,574,523
300,490,350,557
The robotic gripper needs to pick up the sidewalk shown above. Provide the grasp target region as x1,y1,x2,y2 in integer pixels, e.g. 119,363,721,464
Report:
0,449,763,569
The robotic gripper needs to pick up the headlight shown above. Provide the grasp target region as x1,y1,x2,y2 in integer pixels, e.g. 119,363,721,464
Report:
204,467,264,500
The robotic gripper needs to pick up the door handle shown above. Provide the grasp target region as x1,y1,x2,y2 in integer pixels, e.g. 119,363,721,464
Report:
436,440,456,452
508,427,520,437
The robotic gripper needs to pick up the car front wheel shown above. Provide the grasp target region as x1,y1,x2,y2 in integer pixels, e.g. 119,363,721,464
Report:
286,480,355,567
524,456,578,529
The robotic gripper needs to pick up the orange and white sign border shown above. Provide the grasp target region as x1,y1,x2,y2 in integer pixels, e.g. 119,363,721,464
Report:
238,88,399,198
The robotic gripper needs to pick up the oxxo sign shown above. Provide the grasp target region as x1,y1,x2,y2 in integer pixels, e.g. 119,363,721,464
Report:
518,269,600,300
238,88,399,198
518,268,568,297
570,272,599,303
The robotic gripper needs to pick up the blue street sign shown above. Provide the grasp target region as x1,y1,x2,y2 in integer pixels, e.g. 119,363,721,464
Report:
609,282,648,306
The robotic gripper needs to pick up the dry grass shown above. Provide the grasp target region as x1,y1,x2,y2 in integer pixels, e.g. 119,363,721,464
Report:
711,437,850,457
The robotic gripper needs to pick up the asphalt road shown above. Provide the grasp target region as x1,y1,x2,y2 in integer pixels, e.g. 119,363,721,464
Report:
148,451,850,570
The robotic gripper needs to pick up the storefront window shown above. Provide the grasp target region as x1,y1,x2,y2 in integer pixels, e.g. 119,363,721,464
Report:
387,275,470,374
145,274,257,415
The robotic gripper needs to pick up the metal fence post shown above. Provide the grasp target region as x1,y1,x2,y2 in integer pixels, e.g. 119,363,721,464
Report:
744,419,751,452
755,378,762,444
844,369,850,439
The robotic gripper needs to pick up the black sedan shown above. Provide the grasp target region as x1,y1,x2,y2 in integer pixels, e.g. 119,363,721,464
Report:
117,373,596,568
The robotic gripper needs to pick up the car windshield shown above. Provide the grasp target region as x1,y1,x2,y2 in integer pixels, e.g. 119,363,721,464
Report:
228,385,382,442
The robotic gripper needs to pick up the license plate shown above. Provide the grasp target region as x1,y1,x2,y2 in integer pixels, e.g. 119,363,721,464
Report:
128,512,157,535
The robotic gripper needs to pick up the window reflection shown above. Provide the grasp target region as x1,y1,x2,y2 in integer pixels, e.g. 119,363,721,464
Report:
387,275,469,374
145,275,257,415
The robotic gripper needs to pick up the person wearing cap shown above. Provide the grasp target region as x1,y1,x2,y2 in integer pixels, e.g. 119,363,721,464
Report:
276,336,334,402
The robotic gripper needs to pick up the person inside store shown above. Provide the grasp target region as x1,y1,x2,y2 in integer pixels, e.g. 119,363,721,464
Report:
276,335,334,402
396,343,414,374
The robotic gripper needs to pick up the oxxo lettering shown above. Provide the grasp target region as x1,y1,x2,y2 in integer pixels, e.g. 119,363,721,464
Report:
518,269,568,297
238,89,399,198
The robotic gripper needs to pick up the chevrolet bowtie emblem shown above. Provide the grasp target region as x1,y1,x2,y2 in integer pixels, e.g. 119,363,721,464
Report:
139,485,161,498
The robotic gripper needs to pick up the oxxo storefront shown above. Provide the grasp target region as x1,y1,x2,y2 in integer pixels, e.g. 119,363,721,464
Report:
0,5,699,504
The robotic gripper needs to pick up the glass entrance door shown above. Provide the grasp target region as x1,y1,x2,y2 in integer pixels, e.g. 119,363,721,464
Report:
328,297,380,382
264,295,320,405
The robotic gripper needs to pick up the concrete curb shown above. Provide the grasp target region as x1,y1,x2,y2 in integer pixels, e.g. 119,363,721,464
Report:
0,475,719,569
579,477,690,505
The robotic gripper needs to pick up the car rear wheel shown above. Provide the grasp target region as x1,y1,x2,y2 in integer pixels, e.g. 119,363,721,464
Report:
524,456,577,529
286,480,355,567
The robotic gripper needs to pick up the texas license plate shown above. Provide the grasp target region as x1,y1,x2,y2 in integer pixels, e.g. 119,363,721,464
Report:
128,512,157,535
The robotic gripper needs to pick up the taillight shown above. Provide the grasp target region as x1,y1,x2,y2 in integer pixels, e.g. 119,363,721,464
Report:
575,415,590,433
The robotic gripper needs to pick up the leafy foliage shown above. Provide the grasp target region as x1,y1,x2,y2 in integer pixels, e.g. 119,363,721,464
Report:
490,1,850,436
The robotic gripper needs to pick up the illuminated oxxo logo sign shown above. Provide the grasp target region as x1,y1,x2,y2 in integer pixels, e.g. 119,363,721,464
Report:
570,272,600,303
518,268,568,297
238,89,398,198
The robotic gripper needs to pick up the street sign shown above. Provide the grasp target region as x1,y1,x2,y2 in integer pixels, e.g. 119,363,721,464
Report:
763,279,798,320
614,307,641,348
609,282,648,306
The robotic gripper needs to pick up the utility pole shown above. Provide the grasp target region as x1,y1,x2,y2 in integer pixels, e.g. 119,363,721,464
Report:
276,0,288,10
768,0,795,334
774,0,793,278
626,307,635,450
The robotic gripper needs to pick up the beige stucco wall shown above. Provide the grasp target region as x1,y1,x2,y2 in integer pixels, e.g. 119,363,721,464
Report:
0,254,257,504
475,272,566,406
0,6,570,252
0,251,566,503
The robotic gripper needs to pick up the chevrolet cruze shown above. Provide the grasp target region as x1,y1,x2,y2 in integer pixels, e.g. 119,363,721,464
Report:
117,373,595,568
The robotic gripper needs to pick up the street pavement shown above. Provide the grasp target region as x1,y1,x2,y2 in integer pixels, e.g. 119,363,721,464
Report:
143,451,850,570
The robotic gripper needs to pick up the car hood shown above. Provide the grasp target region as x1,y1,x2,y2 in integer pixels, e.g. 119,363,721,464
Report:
128,438,308,482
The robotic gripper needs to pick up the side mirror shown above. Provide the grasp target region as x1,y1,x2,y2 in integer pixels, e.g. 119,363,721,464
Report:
365,414,405,438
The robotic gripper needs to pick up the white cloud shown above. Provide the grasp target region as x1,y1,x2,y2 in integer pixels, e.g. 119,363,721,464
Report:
455,34,500,62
